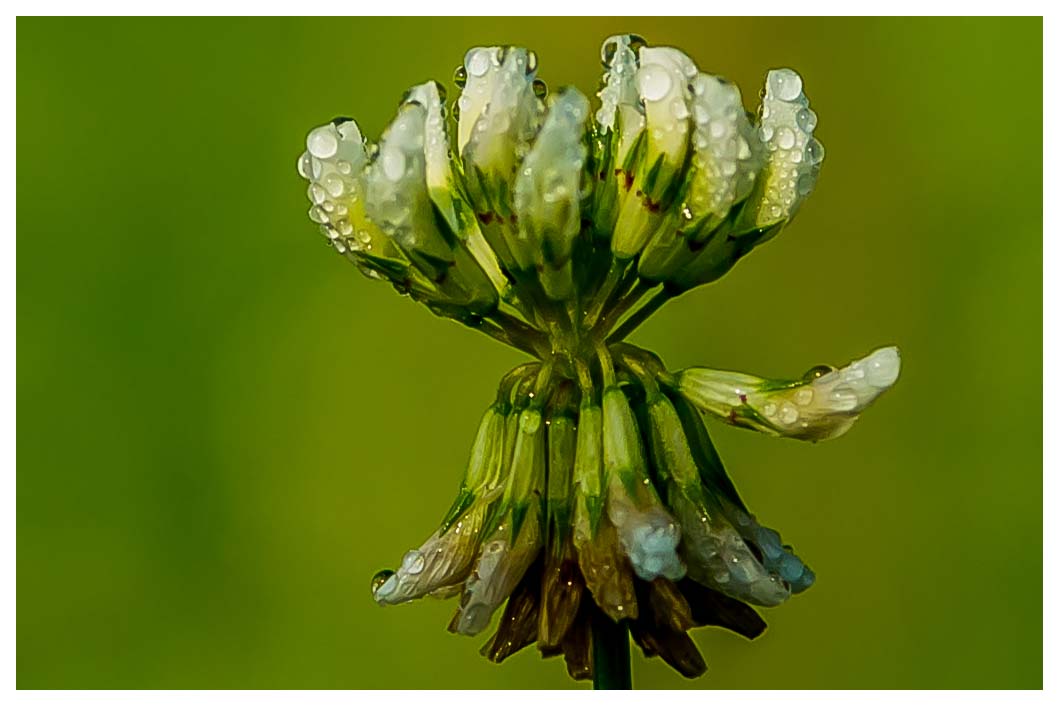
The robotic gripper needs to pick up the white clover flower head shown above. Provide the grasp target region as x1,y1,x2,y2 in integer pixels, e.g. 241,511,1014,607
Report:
297,35,897,683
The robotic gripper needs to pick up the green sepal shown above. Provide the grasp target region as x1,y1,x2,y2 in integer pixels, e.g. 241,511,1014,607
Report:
438,489,476,536
666,389,747,512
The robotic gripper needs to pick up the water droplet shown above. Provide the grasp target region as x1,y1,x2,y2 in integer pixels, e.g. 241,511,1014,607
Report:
638,64,672,102
601,38,619,67
307,125,338,159
776,126,796,150
830,385,859,412
526,50,538,75
737,137,752,160
381,146,406,181
453,65,468,89
309,183,327,205
401,549,426,575
322,174,345,197
296,151,313,179
807,138,826,165
797,108,818,133
796,173,816,196
468,49,491,77
780,405,799,424
308,205,328,224
768,68,803,102
371,569,395,597
763,402,777,418
794,388,813,406
532,78,547,100
802,365,835,382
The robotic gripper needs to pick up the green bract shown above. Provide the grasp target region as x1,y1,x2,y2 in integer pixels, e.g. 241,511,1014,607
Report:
298,34,900,682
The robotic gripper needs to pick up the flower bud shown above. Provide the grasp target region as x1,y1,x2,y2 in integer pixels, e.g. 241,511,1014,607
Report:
593,34,647,236
453,405,545,635
642,391,792,606
297,119,422,285
675,346,901,441
611,46,698,260
572,398,638,621
638,74,762,283
373,403,508,606
513,88,590,299
539,398,584,648
458,47,542,209
366,102,499,314
404,81,511,299
735,68,824,234
602,386,685,581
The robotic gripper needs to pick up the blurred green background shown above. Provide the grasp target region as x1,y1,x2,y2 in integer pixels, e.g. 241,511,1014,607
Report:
17,16,1041,689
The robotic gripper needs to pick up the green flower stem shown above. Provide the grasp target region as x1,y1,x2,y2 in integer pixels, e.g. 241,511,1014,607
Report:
592,611,632,690
464,316,540,357
488,310,548,353
594,280,658,338
606,288,673,343
583,259,628,329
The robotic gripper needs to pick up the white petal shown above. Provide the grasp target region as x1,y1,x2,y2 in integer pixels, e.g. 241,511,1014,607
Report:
596,35,645,164
745,68,824,228
637,47,696,168
684,74,763,223
677,346,900,441
513,88,589,270
457,46,540,177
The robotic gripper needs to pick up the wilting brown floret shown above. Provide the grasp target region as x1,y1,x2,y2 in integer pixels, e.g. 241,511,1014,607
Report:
679,578,767,639
481,559,542,662
559,601,595,681
538,542,584,649
647,577,696,633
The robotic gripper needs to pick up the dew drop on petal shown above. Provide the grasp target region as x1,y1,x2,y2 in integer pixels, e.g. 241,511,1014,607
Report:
780,405,799,424
639,64,672,102
296,151,313,179
468,49,491,77
797,108,818,133
401,549,426,575
776,126,796,150
807,138,826,165
307,126,339,159
381,146,406,181
769,68,803,102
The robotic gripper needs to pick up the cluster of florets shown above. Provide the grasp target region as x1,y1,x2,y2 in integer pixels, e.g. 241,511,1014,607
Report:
297,34,899,680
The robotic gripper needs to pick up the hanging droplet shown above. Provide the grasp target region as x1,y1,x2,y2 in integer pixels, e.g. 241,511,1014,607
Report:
526,50,538,75
802,364,835,382
796,108,818,133
453,65,467,89
296,151,313,179
371,569,395,597
532,78,547,99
